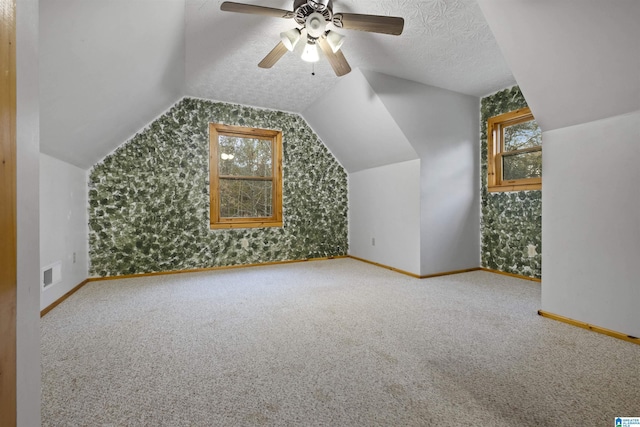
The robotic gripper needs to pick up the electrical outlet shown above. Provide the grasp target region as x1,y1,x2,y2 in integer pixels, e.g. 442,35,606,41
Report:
371,237,375,246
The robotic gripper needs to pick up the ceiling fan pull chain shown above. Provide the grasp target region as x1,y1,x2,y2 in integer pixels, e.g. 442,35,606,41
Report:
312,62,315,76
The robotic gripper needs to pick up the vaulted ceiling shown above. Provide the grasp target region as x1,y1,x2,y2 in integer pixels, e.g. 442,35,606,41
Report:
40,0,186,169
39,0,639,171
477,0,640,132
185,0,515,111
40,0,515,169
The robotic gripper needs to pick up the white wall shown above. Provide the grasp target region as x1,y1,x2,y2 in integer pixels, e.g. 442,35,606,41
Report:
349,159,421,275
542,111,640,337
311,69,480,276
40,154,89,311
362,71,480,275
419,141,480,276
16,0,41,423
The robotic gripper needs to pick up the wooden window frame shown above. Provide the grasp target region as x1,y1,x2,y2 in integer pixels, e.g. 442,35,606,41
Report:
487,107,542,192
209,123,283,229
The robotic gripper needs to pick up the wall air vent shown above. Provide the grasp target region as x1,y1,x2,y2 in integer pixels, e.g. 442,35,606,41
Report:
43,268,53,286
41,261,62,290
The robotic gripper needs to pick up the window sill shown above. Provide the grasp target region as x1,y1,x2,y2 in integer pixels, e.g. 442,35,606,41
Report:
488,182,541,193
210,220,283,230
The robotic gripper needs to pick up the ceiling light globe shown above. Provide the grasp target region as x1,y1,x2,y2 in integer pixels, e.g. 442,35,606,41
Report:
301,42,320,63
280,28,301,52
326,30,345,53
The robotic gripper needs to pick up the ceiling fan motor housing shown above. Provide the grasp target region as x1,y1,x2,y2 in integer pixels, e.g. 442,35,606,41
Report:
307,0,331,11
306,12,327,38
293,0,333,26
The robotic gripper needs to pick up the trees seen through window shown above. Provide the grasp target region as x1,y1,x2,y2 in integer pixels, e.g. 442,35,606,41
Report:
209,124,282,229
488,107,542,192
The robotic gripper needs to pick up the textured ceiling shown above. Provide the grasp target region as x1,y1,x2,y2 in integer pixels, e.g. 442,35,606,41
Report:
40,0,517,169
186,0,516,112
38,0,637,171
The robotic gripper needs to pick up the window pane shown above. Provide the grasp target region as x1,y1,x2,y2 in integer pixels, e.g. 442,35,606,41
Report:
504,119,541,152
219,179,273,218
219,136,272,177
502,150,542,181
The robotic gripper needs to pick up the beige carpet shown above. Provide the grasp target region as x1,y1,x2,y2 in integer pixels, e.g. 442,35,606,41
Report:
42,258,639,426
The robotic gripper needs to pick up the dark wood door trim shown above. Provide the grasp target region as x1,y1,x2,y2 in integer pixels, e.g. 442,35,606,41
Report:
0,0,18,424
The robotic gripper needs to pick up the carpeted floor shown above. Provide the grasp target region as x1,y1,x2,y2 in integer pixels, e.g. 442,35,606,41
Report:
42,258,639,426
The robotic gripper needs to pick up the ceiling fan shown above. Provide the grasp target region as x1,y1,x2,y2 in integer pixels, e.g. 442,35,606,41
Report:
220,0,405,77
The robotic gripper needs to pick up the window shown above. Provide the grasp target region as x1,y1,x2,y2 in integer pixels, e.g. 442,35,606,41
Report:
209,123,282,229
487,107,542,192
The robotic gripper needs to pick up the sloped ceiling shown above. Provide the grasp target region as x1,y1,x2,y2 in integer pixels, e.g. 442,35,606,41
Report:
302,69,417,173
361,69,478,157
302,68,480,174
186,0,515,112
39,0,185,169
477,0,640,131
40,0,516,169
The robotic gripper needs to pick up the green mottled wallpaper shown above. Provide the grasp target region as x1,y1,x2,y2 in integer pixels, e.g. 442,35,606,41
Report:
481,86,542,278
89,98,348,277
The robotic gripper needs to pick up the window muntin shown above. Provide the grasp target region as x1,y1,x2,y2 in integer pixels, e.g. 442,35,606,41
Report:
487,107,542,192
209,124,282,229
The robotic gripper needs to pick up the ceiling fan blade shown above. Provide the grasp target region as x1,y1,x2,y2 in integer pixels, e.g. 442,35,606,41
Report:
335,13,404,36
317,38,351,77
220,2,294,19
258,41,289,68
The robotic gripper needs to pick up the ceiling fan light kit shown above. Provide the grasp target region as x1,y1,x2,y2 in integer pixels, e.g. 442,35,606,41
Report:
301,40,320,63
220,0,405,76
325,30,344,53
280,27,302,51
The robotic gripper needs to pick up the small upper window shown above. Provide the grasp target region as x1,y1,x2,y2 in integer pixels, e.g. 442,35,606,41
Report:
209,123,283,229
487,107,542,192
